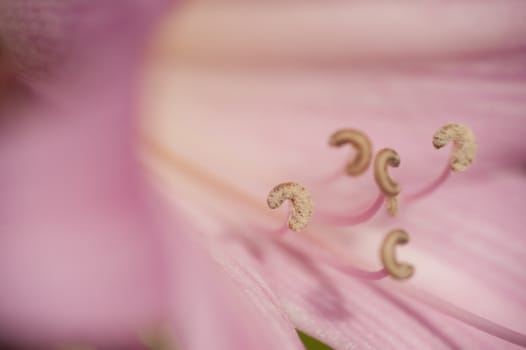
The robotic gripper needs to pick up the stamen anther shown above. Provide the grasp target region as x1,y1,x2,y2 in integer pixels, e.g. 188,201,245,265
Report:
374,148,401,197
267,182,313,232
381,229,414,280
374,148,401,215
329,129,373,176
433,123,477,172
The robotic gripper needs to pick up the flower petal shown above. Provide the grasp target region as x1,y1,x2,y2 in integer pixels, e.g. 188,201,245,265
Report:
145,139,526,348
156,1,526,64
143,37,526,203
0,0,171,345
161,212,305,350
1,3,307,349
141,2,526,348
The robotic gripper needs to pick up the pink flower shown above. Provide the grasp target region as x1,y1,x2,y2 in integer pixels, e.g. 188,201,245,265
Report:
2,1,526,349
141,1,526,349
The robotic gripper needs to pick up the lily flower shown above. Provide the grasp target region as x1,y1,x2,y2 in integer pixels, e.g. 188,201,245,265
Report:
141,1,526,349
2,1,526,350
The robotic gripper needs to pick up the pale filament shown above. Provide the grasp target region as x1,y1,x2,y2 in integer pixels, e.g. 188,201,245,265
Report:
291,233,389,281
317,191,385,226
404,123,476,203
404,162,451,203
270,179,386,228
316,169,344,185
325,227,416,280
321,252,389,280
266,183,403,281
313,148,402,227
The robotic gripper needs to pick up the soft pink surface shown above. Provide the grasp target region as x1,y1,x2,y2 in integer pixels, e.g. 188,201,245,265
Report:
2,0,526,349
142,1,526,348
0,1,304,349
0,1,165,344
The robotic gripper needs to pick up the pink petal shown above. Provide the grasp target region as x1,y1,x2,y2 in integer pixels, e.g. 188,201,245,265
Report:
143,52,526,202
149,167,526,349
0,61,163,349
1,2,307,349
260,240,526,350
0,0,170,345
397,170,526,330
141,1,526,348
156,1,526,63
162,213,305,350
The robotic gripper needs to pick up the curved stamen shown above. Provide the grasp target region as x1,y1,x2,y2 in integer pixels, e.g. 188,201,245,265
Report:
404,124,475,203
381,229,414,280
329,129,373,176
267,182,313,232
433,123,477,172
404,162,451,203
374,148,401,196
406,288,526,348
374,148,401,215
318,192,384,226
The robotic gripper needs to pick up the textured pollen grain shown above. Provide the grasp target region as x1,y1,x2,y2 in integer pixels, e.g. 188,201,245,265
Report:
267,182,313,232
433,123,477,172
329,129,373,176
381,229,414,280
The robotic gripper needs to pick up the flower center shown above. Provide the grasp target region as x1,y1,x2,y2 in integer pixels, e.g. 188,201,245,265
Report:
143,121,526,347
260,123,526,348
265,123,478,281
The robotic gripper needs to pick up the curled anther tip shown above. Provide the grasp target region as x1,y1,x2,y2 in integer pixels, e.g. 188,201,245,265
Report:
432,123,477,172
374,148,401,197
386,196,399,216
329,129,373,176
267,182,313,232
381,229,414,280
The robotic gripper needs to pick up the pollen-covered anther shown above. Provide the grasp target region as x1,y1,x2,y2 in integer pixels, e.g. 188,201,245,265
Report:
433,123,477,172
329,129,373,176
267,182,313,232
374,148,401,197
381,229,414,280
